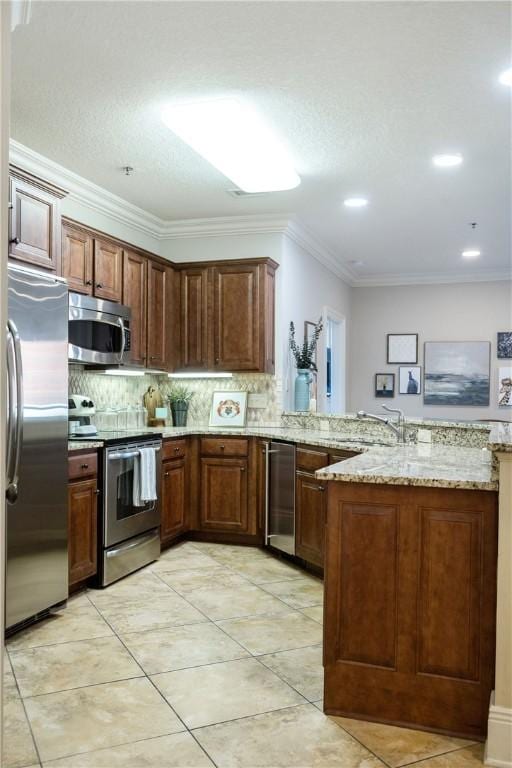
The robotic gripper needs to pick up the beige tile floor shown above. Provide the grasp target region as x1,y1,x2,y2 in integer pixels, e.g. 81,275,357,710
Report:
2,541,485,768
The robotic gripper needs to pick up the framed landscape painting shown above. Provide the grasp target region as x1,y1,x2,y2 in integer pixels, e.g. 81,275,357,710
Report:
424,341,490,406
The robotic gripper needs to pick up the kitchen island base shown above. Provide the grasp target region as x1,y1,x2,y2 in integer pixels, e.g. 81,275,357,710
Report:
323,481,498,741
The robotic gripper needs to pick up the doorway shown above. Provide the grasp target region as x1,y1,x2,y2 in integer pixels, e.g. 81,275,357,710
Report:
319,307,346,415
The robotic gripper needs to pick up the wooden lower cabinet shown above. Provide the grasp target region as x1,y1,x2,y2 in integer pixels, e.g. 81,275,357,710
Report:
200,457,249,533
68,477,98,588
323,481,498,740
295,471,326,567
161,457,188,544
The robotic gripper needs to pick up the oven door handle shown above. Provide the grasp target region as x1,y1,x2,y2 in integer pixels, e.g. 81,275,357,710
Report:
108,446,161,461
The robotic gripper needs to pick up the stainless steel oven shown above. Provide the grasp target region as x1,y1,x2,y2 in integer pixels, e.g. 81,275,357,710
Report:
100,437,162,586
68,292,132,366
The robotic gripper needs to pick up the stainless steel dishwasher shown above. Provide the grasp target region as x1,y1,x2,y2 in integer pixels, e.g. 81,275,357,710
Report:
264,441,296,556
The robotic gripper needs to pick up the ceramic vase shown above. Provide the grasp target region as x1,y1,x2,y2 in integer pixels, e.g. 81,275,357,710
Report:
294,369,312,411
170,402,189,427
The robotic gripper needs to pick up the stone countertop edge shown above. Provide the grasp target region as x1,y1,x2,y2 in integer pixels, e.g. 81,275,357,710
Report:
68,426,497,491
488,422,512,453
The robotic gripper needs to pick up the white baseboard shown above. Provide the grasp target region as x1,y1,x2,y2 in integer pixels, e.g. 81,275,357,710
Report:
485,692,512,767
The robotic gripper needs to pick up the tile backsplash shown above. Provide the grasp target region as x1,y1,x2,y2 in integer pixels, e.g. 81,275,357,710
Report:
68,367,283,427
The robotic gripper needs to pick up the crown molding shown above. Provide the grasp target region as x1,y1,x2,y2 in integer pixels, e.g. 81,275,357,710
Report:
159,213,291,239
9,140,510,289
284,219,357,285
9,140,165,238
352,269,512,287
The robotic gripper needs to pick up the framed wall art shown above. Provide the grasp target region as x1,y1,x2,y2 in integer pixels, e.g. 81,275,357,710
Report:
387,334,418,364
375,373,395,398
497,332,512,359
209,391,248,427
424,341,490,406
399,366,422,395
498,367,512,407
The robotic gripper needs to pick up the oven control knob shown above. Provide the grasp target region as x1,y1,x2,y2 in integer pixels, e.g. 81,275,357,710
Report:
87,400,94,407
81,400,89,407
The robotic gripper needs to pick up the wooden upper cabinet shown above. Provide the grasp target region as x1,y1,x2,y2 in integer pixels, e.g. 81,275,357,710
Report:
147,260,171,370
9,170,65,272
94,238,123,302
62,223,93,294
213,263,259,371
181,267,209,370
123,250,147,367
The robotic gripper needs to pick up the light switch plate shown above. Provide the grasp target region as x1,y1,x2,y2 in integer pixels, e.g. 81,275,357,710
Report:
248,393,268,409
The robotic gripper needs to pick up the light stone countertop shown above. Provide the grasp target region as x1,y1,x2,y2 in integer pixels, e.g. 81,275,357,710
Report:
488,422,512,453
68,441,104,452
316,442,497,491
68,425,496,490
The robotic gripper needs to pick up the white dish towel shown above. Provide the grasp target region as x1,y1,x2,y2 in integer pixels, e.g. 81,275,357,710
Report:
133,446,157,507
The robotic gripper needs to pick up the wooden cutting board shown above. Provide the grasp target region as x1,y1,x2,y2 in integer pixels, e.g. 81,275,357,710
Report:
143,386,165,426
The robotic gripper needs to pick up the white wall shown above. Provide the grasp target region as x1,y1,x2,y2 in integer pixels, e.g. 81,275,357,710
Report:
279,236,352,410
160,232,282,264
349,281,512,421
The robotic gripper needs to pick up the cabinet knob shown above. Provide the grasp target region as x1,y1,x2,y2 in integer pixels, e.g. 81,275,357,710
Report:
94,489,100,495
164,471,169,477
81,463,89,469
240,466,246,472
10,237,20,245
150,356,157,360
96,283,103,289
85,279,93,286
215,358,220,363
318,485,325,492
220,445,225,450
174,447,179,452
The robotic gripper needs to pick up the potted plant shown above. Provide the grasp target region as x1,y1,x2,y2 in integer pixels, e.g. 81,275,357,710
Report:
167,384,193,427
289,318,323,411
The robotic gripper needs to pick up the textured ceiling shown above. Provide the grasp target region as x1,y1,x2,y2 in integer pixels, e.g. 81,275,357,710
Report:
10,1,512,279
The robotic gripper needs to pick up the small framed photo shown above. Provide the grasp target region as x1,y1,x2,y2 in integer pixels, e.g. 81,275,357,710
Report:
375,373,395,398
387,333,418,364
498,367,512,407
497,332,512,359
209,391,248,427
399,366,422,395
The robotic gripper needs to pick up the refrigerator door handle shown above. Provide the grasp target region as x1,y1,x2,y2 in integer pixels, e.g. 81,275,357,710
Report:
6,324,15,491
6,319,23,504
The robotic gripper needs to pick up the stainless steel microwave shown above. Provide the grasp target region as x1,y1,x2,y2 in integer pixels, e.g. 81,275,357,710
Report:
68,292,132,366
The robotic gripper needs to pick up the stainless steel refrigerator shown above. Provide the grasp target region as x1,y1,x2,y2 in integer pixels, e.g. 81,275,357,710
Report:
6,263,69,631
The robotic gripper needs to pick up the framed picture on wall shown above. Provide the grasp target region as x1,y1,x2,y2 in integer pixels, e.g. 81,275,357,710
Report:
375,373,395,398
424,341,490,406
399,366,422,395
209,391,248,427
498,368,512,407
497,332,512,359
387,334,418,364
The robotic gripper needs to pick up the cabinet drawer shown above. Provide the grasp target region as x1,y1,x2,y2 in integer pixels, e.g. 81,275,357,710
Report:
162,439,187,461
329,450,358,465
200,438,249,457
296,447,329,472
68,452,98,480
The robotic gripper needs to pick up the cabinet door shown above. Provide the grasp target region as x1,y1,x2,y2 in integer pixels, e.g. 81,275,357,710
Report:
123,250,147,367
161,458,187,543
213,264,260,370
295,471,326,567
147,260,170,369
68,478,98,587
180,267,209,370
94,238,123,302
62,223,93,294
200,458,248,533
9,175,61,271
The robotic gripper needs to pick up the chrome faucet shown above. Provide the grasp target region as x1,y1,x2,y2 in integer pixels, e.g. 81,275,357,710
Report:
357,405,407,443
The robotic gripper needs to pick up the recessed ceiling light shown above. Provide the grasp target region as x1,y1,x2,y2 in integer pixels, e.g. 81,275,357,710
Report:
161,98,300,193
498,68,512,86
344,197,368,208
462,249,481,259
432,153,463,168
